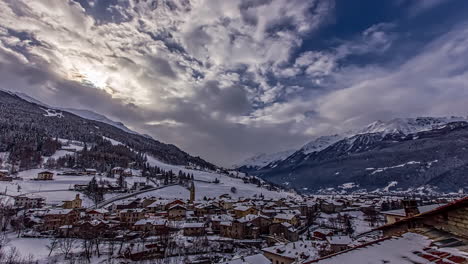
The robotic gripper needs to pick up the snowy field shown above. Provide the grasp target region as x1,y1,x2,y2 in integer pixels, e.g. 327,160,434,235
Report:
0,141,299,210
145,156,299,200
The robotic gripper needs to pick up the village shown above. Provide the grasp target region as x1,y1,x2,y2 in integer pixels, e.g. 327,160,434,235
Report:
1,167,467,264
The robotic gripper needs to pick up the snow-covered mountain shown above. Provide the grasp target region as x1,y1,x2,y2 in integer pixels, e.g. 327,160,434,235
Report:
61,108,139,135
235,149,296,170
5,89,141,136
357,116,468,135
300,117,468,155
237,116,468,193
0,90,216,169
237,116,468,172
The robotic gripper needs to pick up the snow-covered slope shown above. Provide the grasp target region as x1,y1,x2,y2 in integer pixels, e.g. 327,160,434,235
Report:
237,116,468,173
5,89,140,135
235,149,296,169
61,108,139,135
358,116,468,135
301,117,468,155
301,134,344,154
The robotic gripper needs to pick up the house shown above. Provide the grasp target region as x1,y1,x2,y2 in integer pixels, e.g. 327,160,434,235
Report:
269,223,299,242
86,209,108,220
43,209,80,231
62,194,82,209
382,201,445,224
305,233,467,264
0,169,8,177
312,228,334,240
37,171,54,180
219,220,232,236
210,214,234,234
233,205,258,218
119,209,146,227
84,168,97,175
14,195,44,209
167,204,187,220
164,199,185,210
220,254,272,264
0,169,12,181
262,241,318,264
250,215,272,235
182,222,206,236
111,167,132,177
326,236,352,253
306,197,468,264
131,181,147,191
376,196,468,238
319,200,344,214
273,213,299,226
134,218,168,235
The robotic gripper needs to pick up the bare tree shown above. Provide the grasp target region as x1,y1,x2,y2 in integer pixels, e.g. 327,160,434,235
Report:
59,237,76,259
47,237,60,257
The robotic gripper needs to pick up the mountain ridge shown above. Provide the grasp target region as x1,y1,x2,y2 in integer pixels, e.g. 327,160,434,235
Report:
238,117,468,194
0,90,217,171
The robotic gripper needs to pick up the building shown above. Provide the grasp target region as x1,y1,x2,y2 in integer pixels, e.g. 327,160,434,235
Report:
307,197,468,264
189,181,195,203
62,194,83,209
233,205,258,218
84,169,97,175
119,208,146,227
220,254,271,264
326,236,352,253
0,169,8,177
262,241,318,264
167,204,187,220
37,171,54,180
0,169,12,181
86,209,108,220
273,213,299,226
182,222,206,236
134,219,168,235
382,202,445,224
14,195,44,208
376,196,468,238
312,228,334,240
131,181,147,191
43,209,80,231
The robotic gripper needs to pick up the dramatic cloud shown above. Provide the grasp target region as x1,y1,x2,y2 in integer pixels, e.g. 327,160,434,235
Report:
0,0,467,165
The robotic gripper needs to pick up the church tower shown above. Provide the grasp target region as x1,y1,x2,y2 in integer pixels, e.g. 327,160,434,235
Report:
189,181,195,203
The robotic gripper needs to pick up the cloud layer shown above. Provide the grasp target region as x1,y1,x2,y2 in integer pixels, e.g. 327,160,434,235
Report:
1,0,468,165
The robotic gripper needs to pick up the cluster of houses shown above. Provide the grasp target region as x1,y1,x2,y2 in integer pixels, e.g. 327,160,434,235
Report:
8,179,467,263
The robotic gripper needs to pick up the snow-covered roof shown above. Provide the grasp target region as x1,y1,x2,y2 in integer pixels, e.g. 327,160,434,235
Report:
87,209,108,214
220,253,271,264
210,214,234,222
46,209,73,215
234,205,253,212
326,236,352,245
183,222,205,228
382,203,446,217
274,213,296,221
168,204,186,210
262,241,318,262
313,233,467,264
135,218,166,226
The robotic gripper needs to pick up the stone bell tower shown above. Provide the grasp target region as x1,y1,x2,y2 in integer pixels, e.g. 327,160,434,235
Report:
189,181,196,204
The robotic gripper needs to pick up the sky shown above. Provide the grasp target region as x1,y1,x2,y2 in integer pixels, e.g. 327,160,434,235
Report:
1,0,468,166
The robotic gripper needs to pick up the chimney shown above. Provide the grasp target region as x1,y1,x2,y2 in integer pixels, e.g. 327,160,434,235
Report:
402,200,419,217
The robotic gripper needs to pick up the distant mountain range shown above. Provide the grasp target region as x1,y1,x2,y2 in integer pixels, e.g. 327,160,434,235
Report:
237,117,468,194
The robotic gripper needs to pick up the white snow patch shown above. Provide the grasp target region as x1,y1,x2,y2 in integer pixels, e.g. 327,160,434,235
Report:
42,108,64,118
383,181,398,192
